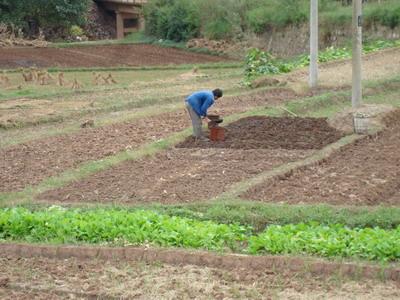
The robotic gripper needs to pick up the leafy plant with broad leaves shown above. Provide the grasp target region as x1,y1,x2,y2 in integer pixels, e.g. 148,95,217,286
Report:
244,39,400,86
1,207,399,261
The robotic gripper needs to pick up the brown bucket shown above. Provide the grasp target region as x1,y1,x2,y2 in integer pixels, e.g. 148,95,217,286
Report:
209,127,225,141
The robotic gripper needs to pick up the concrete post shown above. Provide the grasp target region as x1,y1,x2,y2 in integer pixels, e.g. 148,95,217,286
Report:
352,0,363,108
116,12,124,39
309,0,318,88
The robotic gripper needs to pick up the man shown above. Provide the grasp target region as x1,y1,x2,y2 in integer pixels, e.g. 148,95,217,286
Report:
185,88,223,140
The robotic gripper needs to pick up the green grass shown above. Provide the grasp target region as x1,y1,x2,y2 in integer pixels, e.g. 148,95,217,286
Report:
146,201,400,232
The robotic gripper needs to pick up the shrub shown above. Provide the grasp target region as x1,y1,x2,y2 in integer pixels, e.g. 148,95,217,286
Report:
0,0,90,36
144,0,200,42
246,0,308,32
69,25,84,38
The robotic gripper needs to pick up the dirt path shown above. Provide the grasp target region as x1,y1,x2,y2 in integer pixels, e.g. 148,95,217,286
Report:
0,88,298,193
244,111,400,206
0,44,229,68
37,117,342,204
0,257,398,299
285,47,400,91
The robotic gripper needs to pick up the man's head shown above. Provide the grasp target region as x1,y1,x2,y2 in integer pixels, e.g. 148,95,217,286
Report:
212,88,223,100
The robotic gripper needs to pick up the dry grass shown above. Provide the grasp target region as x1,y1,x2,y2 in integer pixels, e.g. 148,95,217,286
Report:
0,257,398,299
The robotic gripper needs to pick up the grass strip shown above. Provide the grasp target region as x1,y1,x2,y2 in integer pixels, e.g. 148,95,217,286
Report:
145,201,400,232
0,207,399,262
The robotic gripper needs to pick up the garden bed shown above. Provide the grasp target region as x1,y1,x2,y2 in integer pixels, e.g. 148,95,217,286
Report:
36,116,344,204
0,88,299,193
37,148,313,204
177,116,343,150
0,207,399,262
243,111,400,206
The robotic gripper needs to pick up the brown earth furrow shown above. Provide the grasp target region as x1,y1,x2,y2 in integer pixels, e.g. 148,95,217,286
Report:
37,148,314,204
244,111,400,206
0,88,299,193
36,117,342,204
0,44,229,69
0,110,188,193
177,116,344,150
1,255,398,299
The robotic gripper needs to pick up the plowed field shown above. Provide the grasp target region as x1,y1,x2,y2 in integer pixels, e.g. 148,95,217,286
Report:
37,116,342,204
177,116,343,150
243,111,400,206
0,88,299,193
0,44,229,68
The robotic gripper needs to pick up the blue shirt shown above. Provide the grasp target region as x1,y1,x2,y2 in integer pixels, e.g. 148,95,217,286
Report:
186,90,215,117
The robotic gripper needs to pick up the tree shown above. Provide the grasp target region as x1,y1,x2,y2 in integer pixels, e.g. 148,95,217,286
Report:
0,0,90,35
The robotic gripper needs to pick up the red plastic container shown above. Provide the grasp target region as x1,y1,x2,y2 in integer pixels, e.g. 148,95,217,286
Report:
209,127,225,141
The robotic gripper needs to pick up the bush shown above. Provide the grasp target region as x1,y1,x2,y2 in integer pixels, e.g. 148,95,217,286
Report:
246,0,308,32
0,0,91,36
365,4,400,29
69,25,84,38
144,0,200,42
143,0,400,42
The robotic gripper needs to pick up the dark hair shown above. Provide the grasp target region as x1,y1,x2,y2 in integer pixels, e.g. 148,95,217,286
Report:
212,88,223,98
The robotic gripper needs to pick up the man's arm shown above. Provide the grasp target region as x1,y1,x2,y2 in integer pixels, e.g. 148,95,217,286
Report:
199,96,214,117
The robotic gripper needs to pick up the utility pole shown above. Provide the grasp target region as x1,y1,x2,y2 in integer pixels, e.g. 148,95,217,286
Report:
309,0,318,88
352,0,363,108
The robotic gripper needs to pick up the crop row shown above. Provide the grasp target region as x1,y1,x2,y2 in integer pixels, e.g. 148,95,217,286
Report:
0,207,399,261
244,39,400,83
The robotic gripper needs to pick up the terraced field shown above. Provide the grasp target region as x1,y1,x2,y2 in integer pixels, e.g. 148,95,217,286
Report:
1,45,400,298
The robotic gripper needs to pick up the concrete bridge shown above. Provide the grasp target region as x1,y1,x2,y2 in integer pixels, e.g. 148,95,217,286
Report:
95,0,147,39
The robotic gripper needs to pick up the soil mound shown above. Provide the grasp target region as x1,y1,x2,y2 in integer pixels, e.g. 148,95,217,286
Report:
176,116,344,150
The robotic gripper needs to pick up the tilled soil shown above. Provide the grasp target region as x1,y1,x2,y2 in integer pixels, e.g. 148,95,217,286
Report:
0,88,298,193
243,111,400,206
0,110,189,193
37,148,313,204
0,257,399,300
0,44,229,68
177,116,344,150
